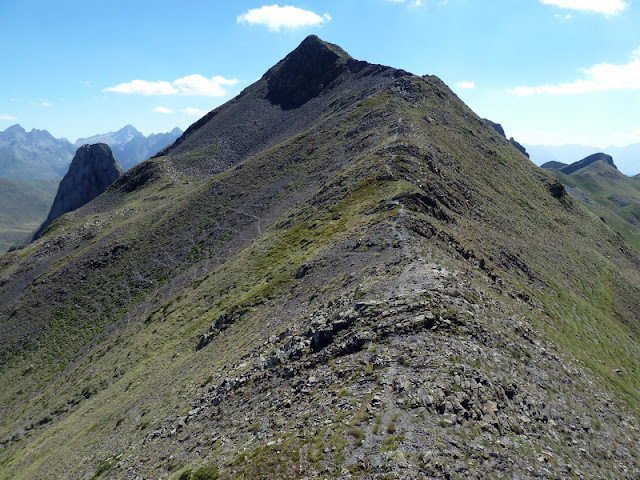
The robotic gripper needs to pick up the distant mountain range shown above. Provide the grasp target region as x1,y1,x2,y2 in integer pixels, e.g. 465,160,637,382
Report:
526,143,640,176
0,125,75,180
75,125,183,170
0,124,182,253
0,124,182,180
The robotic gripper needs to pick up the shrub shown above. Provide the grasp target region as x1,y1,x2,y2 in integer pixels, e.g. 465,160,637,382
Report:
192,463,219,480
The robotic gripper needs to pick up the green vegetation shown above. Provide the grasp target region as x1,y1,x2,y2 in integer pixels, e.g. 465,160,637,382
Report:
0,176,59,253
547,160,640,251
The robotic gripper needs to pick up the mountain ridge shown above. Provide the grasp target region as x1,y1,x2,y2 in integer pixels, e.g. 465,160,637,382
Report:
0,36,639,479
0,124,182,181
544,153,640,251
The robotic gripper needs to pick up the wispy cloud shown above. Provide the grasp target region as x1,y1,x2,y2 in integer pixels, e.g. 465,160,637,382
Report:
456,80,476,89
104,75,238,97
153,106,173,114
173,75,238,96
540,0,628,15
41,102,53,107
152,106,208,117
237,5,331,32
511,47,640,96
0,113,17,121
387,0,423,6
181,108,207,117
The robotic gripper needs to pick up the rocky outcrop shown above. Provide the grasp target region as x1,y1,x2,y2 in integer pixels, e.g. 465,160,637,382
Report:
509,137,529,158
484,119,505,138
484,119,529,158
559,152,616,175
34,143,122,238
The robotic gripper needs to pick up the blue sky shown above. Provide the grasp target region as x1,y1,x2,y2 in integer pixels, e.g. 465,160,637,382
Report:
1,0,639,148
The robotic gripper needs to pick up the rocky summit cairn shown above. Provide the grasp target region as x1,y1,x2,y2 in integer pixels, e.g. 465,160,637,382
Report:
34,143,122,238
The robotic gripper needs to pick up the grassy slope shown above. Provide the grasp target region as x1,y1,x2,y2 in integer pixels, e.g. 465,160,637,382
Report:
0,74,639,479
0,177,59,253
548,161,640,251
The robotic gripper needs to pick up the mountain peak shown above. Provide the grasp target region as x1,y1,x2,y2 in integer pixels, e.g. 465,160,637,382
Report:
120,124,141,135
263,35,355,109
4,124,26,134
560,152,616,175
34,143,123,238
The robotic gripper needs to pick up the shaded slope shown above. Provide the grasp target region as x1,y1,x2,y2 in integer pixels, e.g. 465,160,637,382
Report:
0,37,639,479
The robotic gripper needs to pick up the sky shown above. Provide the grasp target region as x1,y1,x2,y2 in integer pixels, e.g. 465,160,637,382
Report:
1,0,639,149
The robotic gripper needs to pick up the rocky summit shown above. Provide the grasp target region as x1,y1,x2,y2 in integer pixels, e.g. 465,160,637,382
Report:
1,36,639,480
33,143,123,239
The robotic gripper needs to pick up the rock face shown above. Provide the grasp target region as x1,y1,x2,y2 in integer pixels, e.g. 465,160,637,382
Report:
559,152,616,175
483,119,505,137
34,143,122,237
264,35,358,109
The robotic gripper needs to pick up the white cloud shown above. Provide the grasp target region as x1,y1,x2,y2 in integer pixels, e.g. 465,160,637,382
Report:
456,80,476,89
153,106,173,114
510,50,640,96
104,80,178,96
104,75,238,97
633,46,640,58
540,0,628,15
0,113,17,121
173,74,239,96
237,5,331,32
41,101,52,107
181,108,207,117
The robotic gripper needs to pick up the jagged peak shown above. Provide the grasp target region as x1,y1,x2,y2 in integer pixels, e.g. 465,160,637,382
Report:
296,35,352,61
262,35,358,109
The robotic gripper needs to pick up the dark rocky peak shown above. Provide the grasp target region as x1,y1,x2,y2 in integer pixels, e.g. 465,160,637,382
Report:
560,152,616,175
263,35,366,109
263,35,352,109
34,143,123,239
